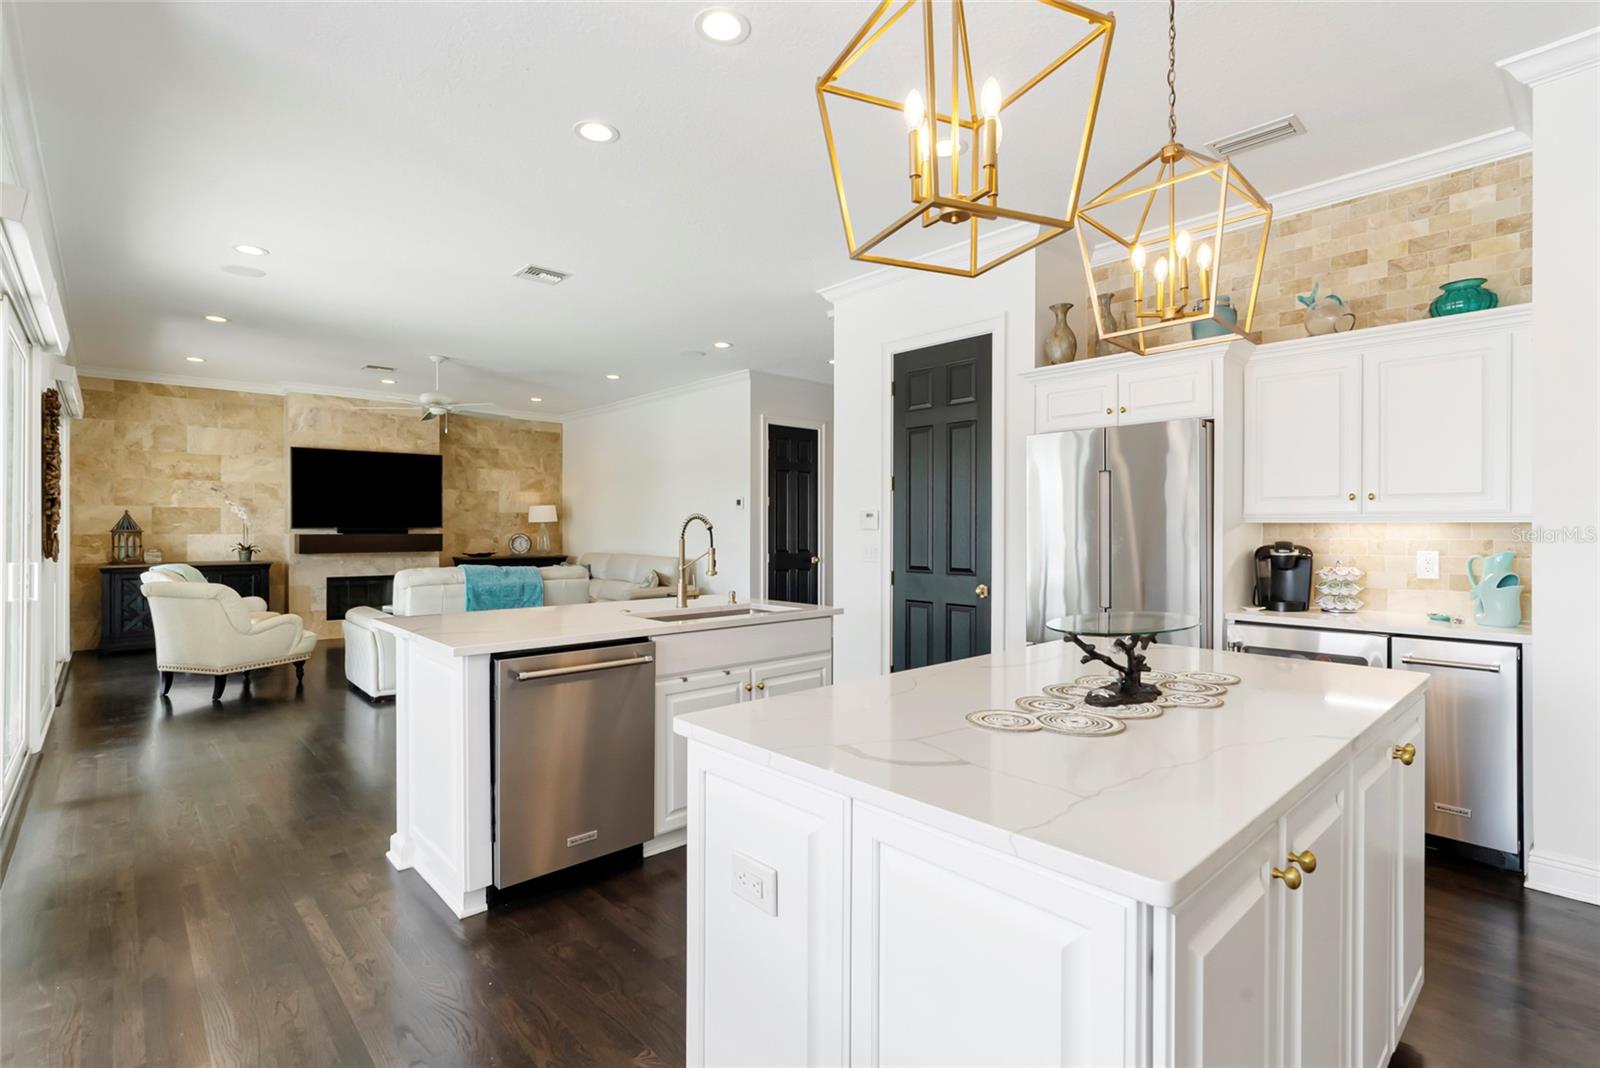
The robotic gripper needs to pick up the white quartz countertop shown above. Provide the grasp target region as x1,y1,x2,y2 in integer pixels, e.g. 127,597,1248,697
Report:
674,642,1426,907
1225,606,1532,645
370,598,840,656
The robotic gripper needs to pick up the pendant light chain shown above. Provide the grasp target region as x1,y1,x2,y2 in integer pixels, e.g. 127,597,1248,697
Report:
1166,0,1178,142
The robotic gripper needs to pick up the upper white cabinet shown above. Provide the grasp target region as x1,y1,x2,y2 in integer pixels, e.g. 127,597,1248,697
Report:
1242,307,1532,521
1027,346,1223,432
1245,353,1363,517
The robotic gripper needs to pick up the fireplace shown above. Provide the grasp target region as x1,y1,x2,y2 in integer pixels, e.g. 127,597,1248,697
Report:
326,575,394,621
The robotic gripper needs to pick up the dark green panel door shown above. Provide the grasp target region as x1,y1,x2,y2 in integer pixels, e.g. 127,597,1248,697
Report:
892,335,992,671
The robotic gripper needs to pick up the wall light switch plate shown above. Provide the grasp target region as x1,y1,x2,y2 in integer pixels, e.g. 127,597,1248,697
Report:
860,509,880,530
732,851,777,916
1416,550,1440,580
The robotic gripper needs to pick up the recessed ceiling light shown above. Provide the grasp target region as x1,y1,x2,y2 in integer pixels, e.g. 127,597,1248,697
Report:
574,121,619,144
606,373,621,380
185,355,206,363
203,314,228,323
696,8,749,44
380,378,396,385
712,340,733,349
828,359,836,365
232,244,270,257
529,396,543,403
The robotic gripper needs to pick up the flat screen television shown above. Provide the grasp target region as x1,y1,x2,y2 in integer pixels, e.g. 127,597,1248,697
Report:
290,447,443,531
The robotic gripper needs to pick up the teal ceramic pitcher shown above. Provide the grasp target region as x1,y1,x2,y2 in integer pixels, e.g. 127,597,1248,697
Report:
1466,550,1517,596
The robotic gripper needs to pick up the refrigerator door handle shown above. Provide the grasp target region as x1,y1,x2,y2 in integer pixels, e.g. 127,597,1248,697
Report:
1098,467,1112,610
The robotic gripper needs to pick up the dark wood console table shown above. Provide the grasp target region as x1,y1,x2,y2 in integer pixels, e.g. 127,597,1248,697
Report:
99,560,273,654
451,554,567,567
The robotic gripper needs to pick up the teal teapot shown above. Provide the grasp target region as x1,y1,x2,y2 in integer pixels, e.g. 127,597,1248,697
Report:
1466,551,1522,628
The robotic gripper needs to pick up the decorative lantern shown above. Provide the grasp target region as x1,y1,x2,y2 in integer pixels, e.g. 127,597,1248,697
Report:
110,510,143,562
1074,0,1271,355
816,0,1115,278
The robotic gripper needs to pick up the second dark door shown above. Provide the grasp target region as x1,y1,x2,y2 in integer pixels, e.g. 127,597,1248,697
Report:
892,335,992,670
766,423,820,604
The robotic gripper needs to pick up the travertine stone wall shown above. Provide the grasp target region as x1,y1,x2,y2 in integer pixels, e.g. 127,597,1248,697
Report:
69,379,289,650
1092,154,1532,346
1261,522,1533,621
441,414,563,561
69,382,563,649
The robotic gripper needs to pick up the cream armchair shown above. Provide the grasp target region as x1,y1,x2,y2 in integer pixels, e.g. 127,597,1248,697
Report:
141,580,317,700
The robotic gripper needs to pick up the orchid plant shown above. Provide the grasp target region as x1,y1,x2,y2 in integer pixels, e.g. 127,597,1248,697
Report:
221,493,258,557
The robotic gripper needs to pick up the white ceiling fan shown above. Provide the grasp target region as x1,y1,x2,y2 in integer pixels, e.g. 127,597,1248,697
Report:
354,354,495,432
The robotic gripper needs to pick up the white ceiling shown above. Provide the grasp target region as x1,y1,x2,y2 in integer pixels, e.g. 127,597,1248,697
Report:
14,1,1593,415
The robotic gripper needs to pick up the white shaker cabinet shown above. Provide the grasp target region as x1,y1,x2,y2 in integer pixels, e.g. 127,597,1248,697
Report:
1028,347,1223,432
1280,770,1350,1068
1244,352,1363,517
750,652,832,700
1393,711,1427,1035
1362,334,1513,516
656,671,749,834
1033,368,1118,431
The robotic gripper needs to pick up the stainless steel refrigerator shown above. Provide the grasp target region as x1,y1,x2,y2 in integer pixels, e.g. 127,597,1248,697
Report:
1026,420,1213,647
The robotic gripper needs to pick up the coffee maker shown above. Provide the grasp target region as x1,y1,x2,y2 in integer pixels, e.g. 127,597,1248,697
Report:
1252,542,1314,612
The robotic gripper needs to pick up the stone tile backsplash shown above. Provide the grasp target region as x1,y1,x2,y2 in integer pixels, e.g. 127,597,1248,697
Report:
1261,522,1533,622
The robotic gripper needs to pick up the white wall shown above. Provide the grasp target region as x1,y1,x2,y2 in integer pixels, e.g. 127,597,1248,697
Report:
1511,30,1600,905
823,235,1055,683
749,371,834,604
562,372,754,598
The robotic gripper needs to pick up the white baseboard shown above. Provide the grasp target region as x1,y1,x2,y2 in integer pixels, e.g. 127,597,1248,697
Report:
1524,848,1600,906
644,827,686,857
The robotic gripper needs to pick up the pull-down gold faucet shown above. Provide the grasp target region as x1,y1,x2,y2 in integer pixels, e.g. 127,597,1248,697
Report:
677,513,717,607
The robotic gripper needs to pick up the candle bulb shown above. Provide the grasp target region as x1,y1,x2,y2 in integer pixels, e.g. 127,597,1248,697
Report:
1153,256,1169,313
904,90,926,200
1130,244,1147,310
1196,241,1213,306
979,77,1002,201
1175,230,1192,303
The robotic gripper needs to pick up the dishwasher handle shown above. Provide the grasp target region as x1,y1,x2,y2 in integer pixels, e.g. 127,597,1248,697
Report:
513,654,655,682
1398,654,1501,673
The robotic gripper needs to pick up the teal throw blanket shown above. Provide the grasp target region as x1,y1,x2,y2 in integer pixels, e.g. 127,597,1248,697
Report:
462,565,544,611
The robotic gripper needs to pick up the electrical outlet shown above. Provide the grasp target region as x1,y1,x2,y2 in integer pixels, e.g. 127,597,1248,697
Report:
732,851,777,916
1416,550,1440,580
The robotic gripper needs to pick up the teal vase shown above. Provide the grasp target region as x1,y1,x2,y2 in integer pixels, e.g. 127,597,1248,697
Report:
1190,294,1237,340
1429,278,1498,317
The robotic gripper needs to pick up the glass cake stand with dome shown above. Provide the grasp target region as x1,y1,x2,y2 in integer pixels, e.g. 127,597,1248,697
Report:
1045,612,1200,707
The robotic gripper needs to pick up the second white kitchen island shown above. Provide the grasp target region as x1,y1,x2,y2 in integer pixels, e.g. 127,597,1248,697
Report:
675,640,1428,1067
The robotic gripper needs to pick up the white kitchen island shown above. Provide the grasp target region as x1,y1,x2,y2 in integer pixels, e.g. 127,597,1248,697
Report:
675,640,1428,1067
372,598,839,918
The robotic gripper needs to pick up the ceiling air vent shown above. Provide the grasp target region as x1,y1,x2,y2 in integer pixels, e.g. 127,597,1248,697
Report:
362,363,395,372
1204,114,1305,158
515,264,570,285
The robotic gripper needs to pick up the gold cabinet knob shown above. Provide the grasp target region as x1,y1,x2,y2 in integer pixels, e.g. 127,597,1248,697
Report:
1287,849,1317,873
1368,492,1376,501
1105,407,1113,415
1391,742,1416,765
1347,492,1356,501
1271,865,1303,890
755,680,766,690
975,583,989,599
1119,406,1128,414
744,682,753,692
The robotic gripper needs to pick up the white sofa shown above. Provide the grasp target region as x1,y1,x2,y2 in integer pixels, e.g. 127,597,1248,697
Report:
140,570,317,700
341,564,591,698
577,552,695,601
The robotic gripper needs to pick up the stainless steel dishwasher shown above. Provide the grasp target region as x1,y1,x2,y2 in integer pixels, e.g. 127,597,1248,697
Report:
1392,636,1521,869
493,640,656,887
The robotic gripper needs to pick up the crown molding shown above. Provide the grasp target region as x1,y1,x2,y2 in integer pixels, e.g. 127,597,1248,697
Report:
818,222,1040,305
1498,27,1600,88
71,365,553,423
554,369,753,423
1087,127,1532,267
1245,303,1532,362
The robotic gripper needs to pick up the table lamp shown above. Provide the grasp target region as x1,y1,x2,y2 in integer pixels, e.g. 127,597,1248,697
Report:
528,505,558,553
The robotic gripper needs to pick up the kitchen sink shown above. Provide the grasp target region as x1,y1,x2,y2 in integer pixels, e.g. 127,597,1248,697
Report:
629,604,797,623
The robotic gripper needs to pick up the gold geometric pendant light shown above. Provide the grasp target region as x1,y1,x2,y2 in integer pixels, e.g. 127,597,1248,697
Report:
1075,0,1271,354
817,0,1115,278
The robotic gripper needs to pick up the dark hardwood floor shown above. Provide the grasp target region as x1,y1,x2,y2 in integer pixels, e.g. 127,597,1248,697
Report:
1,650,686,1068
4,649,1597,1067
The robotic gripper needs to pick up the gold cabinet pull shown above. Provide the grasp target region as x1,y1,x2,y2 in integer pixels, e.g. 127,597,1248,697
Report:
975,583,989,599
1287,849,1317,873
1391,742,1416,765
1271,865,1303,890
744,682,753,692
1119,406,1127,414
1368,492,1376,501
755,680,766,690
1347,492,1356,501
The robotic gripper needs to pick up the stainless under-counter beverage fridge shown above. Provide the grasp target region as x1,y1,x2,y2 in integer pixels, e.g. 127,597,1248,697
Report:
1025,420,1214,647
